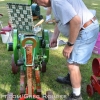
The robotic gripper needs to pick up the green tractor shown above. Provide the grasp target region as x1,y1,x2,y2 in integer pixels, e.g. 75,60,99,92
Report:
6,3,54,100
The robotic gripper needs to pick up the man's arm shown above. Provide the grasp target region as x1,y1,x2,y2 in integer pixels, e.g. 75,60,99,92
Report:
68,15,81,44
53,23,60,39
49,23,60,47
63,15,81,58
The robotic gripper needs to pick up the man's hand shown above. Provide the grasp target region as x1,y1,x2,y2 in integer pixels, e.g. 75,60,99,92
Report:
49,37,57,48
63,44,73,58
49,23,60,48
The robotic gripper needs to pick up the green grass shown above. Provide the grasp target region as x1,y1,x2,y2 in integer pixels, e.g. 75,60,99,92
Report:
0,0,100,100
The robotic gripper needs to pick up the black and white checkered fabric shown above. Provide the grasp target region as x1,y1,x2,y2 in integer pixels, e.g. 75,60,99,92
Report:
7,3,34,32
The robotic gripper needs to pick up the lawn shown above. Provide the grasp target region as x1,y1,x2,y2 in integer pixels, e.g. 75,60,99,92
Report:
0,0,100,100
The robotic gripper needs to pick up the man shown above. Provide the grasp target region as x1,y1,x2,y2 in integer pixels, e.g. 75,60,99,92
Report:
45,7,52,22
33,0,99,100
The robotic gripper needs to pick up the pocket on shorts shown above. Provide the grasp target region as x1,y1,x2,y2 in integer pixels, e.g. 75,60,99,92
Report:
77,26,99,44
86,33,98,44
75,27,99,52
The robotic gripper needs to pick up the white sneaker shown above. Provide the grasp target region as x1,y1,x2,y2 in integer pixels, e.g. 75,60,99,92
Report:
45,15,53,24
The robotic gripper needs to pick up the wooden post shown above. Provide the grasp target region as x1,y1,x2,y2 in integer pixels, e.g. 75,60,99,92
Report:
26,46,33,95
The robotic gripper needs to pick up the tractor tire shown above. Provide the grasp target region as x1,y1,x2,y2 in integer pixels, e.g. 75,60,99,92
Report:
41,61,46,73
11,54,19,74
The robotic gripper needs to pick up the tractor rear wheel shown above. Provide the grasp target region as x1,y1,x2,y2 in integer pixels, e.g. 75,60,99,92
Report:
11,54,19,74
41,61,46,73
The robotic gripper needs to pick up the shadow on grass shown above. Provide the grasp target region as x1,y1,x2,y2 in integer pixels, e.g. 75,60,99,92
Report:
0,43,100,100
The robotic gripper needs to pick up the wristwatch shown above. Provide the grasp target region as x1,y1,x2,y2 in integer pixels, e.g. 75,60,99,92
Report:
67,42,74,46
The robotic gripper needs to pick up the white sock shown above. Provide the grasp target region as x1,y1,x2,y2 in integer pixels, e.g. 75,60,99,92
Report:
46,14,51,21
72,87,81,96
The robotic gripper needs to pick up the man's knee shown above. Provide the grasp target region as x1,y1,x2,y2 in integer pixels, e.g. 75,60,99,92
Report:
67,62,80,72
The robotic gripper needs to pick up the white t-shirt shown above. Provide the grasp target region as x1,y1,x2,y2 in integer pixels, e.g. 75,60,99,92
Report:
51,0,94,37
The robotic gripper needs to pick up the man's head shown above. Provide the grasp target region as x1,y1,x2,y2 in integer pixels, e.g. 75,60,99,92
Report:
33,0,51,7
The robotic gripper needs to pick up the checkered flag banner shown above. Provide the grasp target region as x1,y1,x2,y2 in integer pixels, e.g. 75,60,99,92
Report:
7,3,34,32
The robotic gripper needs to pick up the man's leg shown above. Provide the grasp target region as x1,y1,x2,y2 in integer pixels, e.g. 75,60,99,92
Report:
68,63,81,88
66,63,83,100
